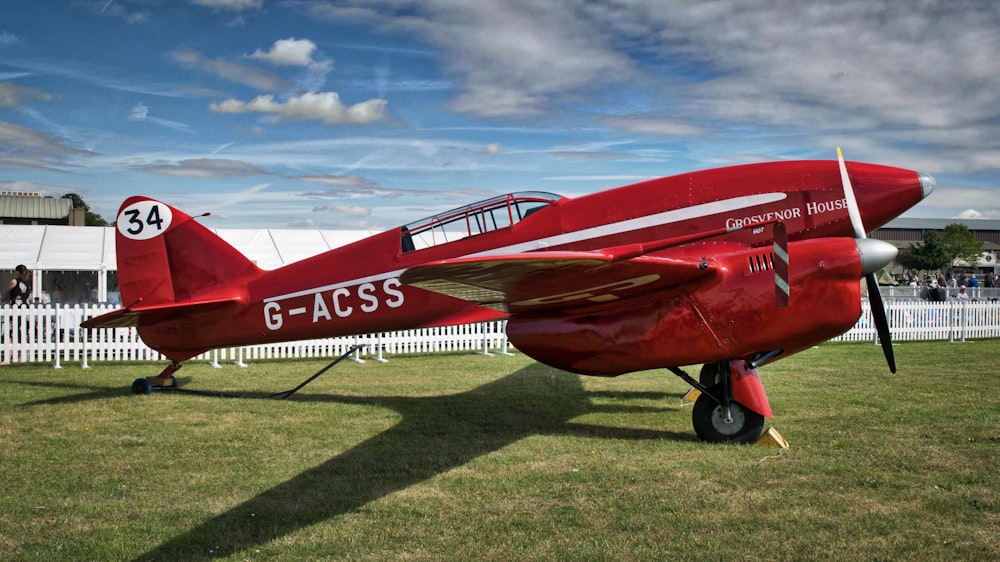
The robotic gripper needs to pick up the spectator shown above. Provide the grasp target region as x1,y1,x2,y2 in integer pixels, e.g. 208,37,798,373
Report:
925,281,945,302
6,265,30,306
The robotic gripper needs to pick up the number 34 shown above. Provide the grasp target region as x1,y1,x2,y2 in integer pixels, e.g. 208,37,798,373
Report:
117,200,174,241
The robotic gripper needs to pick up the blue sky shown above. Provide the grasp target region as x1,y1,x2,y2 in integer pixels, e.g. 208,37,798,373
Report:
2,0,999,230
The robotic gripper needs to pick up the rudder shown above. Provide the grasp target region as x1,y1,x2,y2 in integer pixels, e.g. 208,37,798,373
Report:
114,196,261,308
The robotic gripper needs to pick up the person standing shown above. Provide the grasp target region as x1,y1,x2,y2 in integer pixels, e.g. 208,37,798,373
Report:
968,274,980,299
6,265,30,306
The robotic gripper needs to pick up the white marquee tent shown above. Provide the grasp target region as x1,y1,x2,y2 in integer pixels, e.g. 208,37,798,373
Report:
0,225,374,304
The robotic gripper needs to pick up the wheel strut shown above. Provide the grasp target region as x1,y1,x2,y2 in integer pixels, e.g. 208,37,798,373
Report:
669,361,766,444
130,345,365,399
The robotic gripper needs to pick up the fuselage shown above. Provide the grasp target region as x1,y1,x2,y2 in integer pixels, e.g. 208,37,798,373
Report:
139,159,930,365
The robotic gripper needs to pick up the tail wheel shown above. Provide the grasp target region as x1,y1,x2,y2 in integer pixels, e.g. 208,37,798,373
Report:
131,377,153,395
692,384,764,444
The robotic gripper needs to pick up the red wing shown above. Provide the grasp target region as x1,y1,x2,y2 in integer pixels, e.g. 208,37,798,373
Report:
400,251,717,313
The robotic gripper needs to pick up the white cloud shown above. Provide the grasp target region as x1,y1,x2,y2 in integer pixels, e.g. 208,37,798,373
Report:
613,0,1000,137
312,1,633,118
0,122,91,170
906,184,1000,220
295,175,377,189
142,158,269,178
289,217,315,227
210,92,387,125
604,117,704,137
247,38,328,69
298,178,408,200
128,103,148,120
125,102,194,134
956,209,988,219
312,204,371,217
245,38,332,92
173,48,294,92
0,83,52,107
311,0,1000,183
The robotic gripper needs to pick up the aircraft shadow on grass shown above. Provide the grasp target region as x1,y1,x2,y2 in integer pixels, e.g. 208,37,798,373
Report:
7,377,194,407
125,363,691,561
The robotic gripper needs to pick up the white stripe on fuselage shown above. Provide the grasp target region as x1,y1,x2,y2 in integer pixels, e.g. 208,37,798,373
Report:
263,192,787,303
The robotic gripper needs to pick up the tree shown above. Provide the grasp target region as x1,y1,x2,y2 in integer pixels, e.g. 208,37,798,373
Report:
896,230,950,273
941,223,985,268
61,193,110,226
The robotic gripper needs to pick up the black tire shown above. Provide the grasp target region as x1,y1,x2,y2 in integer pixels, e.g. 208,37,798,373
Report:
699,362,723,386
131,378,152,395
692,384,764,444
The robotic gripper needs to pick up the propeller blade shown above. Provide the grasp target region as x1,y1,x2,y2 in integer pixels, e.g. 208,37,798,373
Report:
840,147,896,373
865,272,896,373
837,146,867,239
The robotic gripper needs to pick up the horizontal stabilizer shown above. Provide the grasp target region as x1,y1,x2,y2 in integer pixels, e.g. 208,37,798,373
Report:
80,307,140,329
81,296,244,329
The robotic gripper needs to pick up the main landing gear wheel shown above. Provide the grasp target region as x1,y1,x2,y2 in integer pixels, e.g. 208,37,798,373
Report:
692,384,764,444
699,362,723,386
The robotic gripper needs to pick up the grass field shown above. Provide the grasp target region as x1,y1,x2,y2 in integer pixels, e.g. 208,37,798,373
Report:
1,340,998,561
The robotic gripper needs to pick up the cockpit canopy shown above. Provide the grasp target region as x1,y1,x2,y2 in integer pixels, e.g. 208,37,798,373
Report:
401,191,562,252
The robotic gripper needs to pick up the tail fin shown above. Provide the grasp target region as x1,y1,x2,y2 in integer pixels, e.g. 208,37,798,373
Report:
112,196,260,309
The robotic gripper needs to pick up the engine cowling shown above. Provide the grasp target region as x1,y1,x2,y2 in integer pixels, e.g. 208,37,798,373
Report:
507,237,865,376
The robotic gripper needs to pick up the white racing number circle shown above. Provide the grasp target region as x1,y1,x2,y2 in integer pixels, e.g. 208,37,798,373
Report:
117,200,173,240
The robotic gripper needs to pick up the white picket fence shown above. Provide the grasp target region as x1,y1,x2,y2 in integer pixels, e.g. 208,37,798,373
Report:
1,300,999,367
0,304,511,366
834,299,1000,344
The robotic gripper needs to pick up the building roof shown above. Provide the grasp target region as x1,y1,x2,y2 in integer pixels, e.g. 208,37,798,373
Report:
0,195,71,220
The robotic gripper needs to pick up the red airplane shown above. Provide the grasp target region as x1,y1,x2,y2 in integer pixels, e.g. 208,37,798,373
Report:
83,149,933,443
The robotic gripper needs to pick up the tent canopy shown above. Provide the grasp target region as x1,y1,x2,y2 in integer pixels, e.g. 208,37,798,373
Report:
0,225,374,271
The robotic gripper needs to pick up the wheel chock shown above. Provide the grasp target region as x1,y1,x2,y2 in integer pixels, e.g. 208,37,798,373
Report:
145,375,176,388
756,426,789,449
681,387,701,402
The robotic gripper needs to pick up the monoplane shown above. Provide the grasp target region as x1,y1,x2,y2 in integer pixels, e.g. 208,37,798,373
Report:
84,149,934,443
